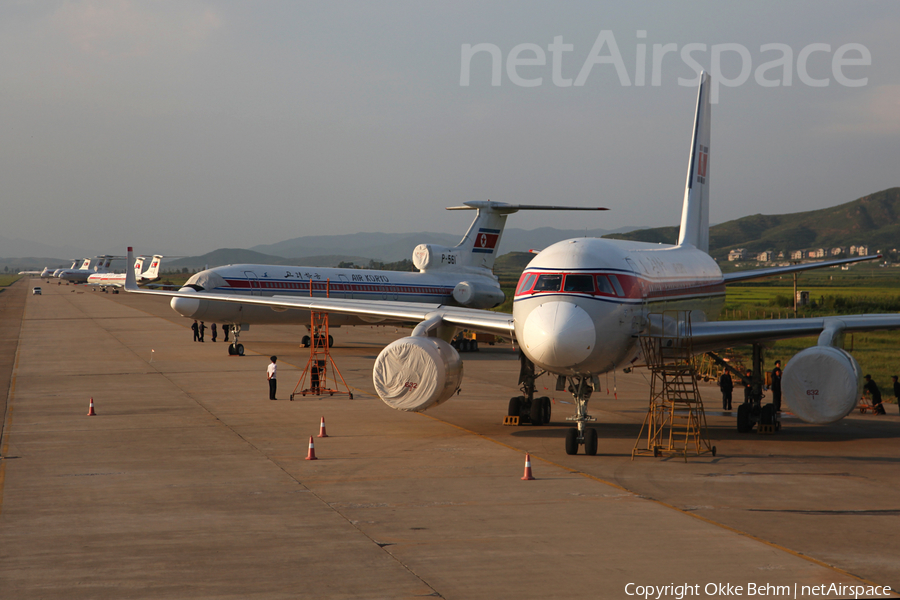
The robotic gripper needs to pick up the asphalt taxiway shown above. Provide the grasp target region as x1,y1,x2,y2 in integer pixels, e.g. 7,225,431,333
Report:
1,279,898,599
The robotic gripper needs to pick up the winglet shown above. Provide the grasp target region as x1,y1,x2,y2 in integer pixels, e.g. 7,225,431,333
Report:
125,247,139,291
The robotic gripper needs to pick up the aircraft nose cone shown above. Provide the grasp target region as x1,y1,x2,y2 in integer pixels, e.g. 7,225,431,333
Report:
170,288,201,318
522,301,595,369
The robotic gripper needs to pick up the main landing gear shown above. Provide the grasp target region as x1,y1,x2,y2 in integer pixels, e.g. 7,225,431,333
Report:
226,325,244,356
506,352,551,426
564,375,597,456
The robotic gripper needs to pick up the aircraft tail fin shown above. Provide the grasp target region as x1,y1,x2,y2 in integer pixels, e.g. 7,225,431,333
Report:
133,257,146,279
413,201,607,272
142,255,163,280
80,258,92,270
677,71,711,253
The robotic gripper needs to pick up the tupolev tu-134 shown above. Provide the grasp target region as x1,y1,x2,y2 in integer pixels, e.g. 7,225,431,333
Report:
126,72,894,455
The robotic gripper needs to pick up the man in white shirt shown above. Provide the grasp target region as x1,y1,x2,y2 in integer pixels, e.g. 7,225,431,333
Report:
267,356,277,400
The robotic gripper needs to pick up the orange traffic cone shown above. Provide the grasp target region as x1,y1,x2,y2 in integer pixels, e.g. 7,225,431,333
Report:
87,397,96,416
317,416,328,438
521,453,534,480
305,436,318,460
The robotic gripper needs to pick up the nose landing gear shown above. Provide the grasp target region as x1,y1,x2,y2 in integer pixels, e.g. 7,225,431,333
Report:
565,376,597,455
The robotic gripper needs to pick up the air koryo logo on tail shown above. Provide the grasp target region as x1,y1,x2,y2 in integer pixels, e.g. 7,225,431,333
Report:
472,228,500,254
696,145,709,184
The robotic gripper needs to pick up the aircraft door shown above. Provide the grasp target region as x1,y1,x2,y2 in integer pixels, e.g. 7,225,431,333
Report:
624,258,647,336
244,271,261,296
338,274,350,299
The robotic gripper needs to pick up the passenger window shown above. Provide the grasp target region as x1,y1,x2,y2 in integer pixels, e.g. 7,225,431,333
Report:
515,273,537,295
563,274,594,293
596,275,615,295
608,275,626,297
533,274,563,292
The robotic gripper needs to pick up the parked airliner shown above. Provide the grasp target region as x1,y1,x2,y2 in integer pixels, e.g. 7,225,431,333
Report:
166,201,605,355
86,255,164,290
127,72,891,454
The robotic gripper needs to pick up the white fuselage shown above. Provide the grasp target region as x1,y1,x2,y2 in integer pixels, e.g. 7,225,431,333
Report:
170,263,501,326
513,238,725,376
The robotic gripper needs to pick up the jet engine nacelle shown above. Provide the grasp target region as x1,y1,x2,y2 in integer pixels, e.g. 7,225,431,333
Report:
373,337,463,412
452,281,505,309
412,244,461,271
782,346,862,424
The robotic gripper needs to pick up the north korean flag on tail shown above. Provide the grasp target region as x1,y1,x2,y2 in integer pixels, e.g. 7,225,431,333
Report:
472,228,500,254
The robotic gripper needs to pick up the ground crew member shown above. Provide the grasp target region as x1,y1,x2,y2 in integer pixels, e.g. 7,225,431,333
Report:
719,371,733,410
199,321,206,342
267,356,277,400
191,320,199,342
211,323,217,342
223,325,230,343
771,360,782,412
863,374,886,415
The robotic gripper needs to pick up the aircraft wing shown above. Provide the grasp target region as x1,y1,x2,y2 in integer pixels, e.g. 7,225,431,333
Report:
123,249,515,336
723,254,880,283
689,314,900,353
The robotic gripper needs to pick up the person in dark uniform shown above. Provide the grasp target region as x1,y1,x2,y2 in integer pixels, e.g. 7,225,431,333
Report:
223,325,230,343
863,374,886,415
771,360,783,412
311,361,320,394
199,321,206,342
191,320,199,342
266,356,277,400
211,323,217,342
719,371,733,410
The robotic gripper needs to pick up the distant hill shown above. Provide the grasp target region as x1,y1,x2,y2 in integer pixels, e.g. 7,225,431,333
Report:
165,249,374,271
249,226,638,263
604,188,900,258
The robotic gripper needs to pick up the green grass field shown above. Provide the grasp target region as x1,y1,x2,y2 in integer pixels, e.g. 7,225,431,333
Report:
0,274,23,287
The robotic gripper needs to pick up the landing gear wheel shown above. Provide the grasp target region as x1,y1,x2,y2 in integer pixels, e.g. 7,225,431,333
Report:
228,344,236,356
737,403,753,433
760,403,776,426
529,397,545,426
328,335,334,348
711,446,717,457
349,393,353,399
301,335,310,348
235,343,244,356
583,428,598,456
541,397,551,424
508,396,523,417
565,428,579,455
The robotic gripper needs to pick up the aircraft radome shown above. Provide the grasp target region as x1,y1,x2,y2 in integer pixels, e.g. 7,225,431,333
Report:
126,72,891,454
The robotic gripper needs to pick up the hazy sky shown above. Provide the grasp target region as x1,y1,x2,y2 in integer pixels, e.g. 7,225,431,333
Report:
1,1,898,256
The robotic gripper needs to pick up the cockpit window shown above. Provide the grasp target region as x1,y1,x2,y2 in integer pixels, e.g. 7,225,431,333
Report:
596,275,615,295
608,275,626,297
533,274,563,292
515,273,537,295
563,274,594,293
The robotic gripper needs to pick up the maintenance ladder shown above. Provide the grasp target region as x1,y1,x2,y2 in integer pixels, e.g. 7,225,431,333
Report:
632,311,716,461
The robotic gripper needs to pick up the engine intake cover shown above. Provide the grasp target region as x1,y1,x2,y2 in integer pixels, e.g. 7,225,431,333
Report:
373,337,463,412
782,346,862,424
